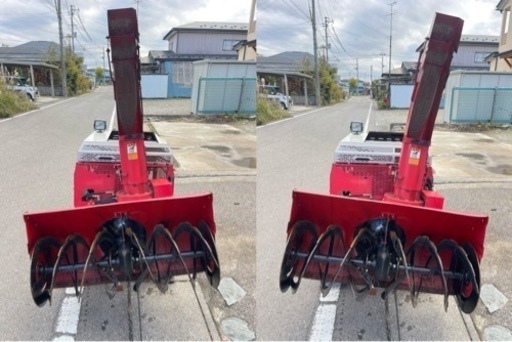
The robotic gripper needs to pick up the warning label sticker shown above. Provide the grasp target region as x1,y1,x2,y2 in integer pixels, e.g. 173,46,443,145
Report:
410,147,420,165
127,143,138,160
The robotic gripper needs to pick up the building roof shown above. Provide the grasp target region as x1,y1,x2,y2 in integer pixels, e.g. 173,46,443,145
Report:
148,49,238,61
163,21,248,40
496,0,509,11
0,41,61,63
460,35,499,44
257,51,314,74
401,61,418,71
416,34,499,53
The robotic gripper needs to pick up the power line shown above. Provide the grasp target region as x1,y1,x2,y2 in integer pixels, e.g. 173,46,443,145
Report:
388,1,397,77
287,0,310,21
76,10,93,42
332,0,388,39
259,0,279,11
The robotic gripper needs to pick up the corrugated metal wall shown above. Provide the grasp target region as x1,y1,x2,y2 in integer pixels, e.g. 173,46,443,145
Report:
191,60,256,114
448,88,512,122
445,71,512,122
196,77,256,114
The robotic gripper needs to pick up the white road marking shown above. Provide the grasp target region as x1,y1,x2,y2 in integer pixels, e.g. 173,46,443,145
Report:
65,287,78,295
55,291,81,336
52,335,75,341
309,284,341,341
109,106,116,130
256,106,328,129
319,284,341,302
309,304,338,341
365,99,373,133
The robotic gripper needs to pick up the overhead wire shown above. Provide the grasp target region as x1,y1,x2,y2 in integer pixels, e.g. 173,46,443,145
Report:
287,0,310,21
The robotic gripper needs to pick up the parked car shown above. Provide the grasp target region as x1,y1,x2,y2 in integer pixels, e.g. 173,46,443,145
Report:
3,76,39,101
259,85,293,109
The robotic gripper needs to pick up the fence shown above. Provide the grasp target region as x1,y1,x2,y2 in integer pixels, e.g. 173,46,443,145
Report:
291,95,316,106
449,87,512,123
195,77,256,115
38,86,64,97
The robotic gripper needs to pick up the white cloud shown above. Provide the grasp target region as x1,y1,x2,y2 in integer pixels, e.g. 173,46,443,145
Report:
258,0,503,81
0,0,251,67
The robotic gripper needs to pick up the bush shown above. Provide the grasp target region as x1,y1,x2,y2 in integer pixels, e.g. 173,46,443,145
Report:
377,97,390,110
256,97,290,125
0,84,37,118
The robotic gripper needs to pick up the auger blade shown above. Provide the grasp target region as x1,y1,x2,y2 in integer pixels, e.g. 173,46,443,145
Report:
287,190,488,296
30,237,61,306
437,240,480,313
50,234,92,298
407,236,449,310
301,225,346,296
279,221,318,293
25,193,216,291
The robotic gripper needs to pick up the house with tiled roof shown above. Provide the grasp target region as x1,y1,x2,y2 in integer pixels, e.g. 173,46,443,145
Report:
144,21,248,97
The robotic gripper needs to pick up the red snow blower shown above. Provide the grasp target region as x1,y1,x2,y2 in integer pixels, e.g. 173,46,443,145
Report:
279,12,487,314
25,8,219,307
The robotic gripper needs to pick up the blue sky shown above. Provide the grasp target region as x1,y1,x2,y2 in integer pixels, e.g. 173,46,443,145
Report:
0,0,251,68
258,0,503,81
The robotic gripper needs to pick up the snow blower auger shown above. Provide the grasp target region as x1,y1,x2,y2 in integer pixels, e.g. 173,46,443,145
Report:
25,8,219,307
279,12,488,314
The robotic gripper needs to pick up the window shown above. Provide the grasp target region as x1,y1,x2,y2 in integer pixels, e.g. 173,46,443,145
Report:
474,52,488,64
222,39,239,51
172,61,193,86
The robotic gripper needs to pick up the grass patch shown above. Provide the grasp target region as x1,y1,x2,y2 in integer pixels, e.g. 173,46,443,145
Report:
0,85,37,118
256,97,290,125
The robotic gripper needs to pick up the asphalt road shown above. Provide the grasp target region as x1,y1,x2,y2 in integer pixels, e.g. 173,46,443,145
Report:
256,97,370,340
0,87,251,340
0,88,113,340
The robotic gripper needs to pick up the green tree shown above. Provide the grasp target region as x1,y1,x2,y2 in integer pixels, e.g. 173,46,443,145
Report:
42,46,89,96
349,77,358,94
297,57,343,106
65,50,90,95
95,67,104,81
319,59,343,105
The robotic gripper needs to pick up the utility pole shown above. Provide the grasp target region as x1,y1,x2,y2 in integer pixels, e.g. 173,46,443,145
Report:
370,65,373,84
324,16,332,63
379,53,386,77
57,0,67,97
355,58,359,94
135,0,142,18
388,2,397,81
311,0,321,107
69,5,77,53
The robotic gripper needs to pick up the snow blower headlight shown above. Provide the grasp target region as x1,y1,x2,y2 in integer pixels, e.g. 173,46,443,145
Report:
94,120,107,133
350,121,363,134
